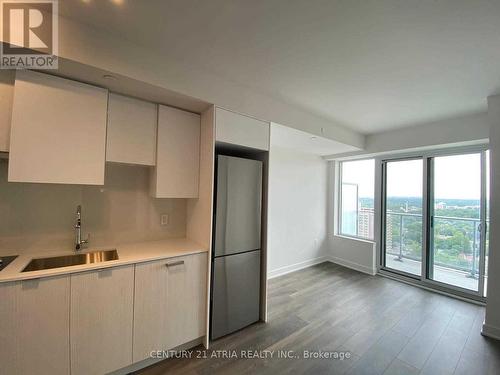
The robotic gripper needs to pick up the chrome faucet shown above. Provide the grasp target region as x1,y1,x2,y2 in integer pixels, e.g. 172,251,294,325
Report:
75,205,89,251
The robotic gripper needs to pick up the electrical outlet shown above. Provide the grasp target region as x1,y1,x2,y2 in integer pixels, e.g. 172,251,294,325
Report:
160,214,169,226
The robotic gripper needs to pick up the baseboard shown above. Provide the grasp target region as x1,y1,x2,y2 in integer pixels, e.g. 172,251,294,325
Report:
267,256,328,279
482,323,500,341
110,337,203,374
327,255,376,275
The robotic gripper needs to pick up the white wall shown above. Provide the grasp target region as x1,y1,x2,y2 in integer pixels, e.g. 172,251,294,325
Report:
329,236,377,275
483,96,500,339
267,145,329,278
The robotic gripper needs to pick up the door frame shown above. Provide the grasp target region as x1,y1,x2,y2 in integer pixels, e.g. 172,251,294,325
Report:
379,145,489,302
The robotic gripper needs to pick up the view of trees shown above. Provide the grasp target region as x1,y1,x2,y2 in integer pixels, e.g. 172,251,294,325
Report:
361,197,481,272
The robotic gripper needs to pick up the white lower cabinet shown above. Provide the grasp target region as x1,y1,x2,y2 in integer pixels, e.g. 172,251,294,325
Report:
70,265,134,375
0,275,70,375
0,253,207,374
133,253,207,362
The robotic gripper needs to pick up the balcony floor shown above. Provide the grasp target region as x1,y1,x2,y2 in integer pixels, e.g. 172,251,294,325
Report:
386,256,479,291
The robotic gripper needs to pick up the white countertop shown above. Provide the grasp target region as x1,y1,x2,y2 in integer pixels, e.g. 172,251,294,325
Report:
0,237,208,283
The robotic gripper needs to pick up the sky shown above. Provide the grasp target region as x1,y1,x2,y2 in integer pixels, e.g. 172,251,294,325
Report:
342,159,375,198
386,159,423,198
433,154,481,200
342,153,483,200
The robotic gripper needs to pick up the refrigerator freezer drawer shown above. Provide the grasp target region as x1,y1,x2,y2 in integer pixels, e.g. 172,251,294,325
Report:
211,250,261,340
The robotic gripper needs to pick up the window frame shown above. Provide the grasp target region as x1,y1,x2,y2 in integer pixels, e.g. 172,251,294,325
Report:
337,158,376,241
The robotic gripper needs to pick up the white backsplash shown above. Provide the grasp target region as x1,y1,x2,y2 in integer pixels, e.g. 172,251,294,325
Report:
0,160,186,255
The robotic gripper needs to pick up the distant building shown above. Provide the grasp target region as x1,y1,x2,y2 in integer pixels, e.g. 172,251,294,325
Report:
435,202,447,210
358,207,374,239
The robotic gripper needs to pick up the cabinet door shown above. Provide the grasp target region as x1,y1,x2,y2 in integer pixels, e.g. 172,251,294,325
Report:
0,282,17,375
8,70,108,184
133,253,207,362
165,253,207,348
70,266,134,375
0,276,70,375
0,70,14,152
106,93,157,166
215,107,270,151
151,105,200,198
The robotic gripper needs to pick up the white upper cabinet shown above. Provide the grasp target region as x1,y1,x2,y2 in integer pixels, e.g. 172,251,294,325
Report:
0,70,14,152
106,93,157,166
8,70,108,185
151,105,200,198
215,107,270,151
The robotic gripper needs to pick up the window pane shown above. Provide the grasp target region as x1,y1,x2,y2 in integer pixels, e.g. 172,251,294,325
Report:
340,159,374,239
341,183,358,236
430,153,481,292
384,159,423,276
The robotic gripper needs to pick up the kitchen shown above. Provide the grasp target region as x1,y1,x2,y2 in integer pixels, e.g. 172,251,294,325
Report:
0,69,272,374
2,2,500,374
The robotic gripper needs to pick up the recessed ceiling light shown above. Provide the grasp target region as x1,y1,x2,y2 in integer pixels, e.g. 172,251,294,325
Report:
311,136,317,140
102,74,117,81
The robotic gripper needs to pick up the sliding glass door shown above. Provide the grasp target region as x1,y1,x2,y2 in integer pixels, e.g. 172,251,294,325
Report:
381,149,489,298
428,153,482,292
383,159,423,277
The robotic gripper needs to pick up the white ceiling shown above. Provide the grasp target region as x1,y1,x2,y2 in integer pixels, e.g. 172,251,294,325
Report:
60,0,500,134
270,123,357,156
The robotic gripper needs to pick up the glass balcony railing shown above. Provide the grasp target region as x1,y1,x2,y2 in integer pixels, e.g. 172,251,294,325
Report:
385,211,422,263
384,211,487,291
349,208,487,291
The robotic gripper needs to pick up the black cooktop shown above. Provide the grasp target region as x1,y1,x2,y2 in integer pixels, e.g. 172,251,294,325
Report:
0,255,18,272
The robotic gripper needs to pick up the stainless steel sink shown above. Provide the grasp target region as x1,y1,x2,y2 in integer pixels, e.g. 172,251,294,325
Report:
22,249,119,272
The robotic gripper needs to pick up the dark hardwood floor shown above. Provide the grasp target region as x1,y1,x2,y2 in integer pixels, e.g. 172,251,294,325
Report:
135,262,500,374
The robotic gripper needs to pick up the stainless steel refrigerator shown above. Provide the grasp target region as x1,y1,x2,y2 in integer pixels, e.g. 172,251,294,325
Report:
211,155,262,340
